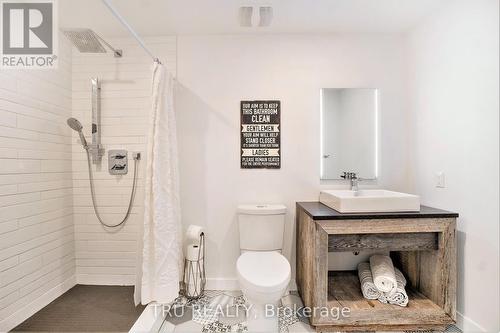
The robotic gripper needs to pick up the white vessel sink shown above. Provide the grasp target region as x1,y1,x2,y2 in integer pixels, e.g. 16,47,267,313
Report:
319,190,420,213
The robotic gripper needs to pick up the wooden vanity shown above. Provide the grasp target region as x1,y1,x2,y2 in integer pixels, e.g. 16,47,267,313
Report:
296,202,458,332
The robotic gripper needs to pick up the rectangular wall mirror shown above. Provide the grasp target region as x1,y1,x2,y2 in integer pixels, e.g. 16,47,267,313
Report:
320,88,378,180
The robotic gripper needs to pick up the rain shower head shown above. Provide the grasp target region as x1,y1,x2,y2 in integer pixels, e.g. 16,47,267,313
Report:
67,117,88,148
62,28,123,57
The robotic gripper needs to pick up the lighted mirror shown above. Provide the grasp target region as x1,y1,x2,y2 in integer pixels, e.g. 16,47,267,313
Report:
320,88,378,180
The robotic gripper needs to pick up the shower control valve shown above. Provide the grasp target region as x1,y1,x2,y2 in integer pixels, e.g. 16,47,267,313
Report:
108,149,128,175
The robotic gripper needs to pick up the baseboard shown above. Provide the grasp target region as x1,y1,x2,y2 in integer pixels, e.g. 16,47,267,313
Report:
205,278,240,290
456,311,486,332
0,275,76,332
77,274,135,286
77,275,295,291
205,278,297,292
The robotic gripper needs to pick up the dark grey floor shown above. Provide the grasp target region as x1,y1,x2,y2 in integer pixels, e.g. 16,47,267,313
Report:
12,285,145,332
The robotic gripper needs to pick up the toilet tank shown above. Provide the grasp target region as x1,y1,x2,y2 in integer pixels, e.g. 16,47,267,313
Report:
238,204,286,251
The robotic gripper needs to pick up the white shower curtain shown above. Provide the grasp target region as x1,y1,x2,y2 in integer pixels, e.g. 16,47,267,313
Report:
135,62,183,305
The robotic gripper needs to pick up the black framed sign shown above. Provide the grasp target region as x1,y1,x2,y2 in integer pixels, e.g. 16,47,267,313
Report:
240,100,281,169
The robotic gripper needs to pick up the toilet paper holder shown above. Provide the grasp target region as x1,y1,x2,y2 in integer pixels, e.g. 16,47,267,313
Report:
182,233,206,300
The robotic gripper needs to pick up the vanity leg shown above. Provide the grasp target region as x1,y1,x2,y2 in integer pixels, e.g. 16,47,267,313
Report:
395,219,457,322
312,224,328,325
296,209,315,309
295,209,329,327
419,219,457,321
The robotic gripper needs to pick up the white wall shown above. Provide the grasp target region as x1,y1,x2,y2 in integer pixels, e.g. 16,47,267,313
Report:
407,0,499,331
0,37,75,331
71,37,176,285
175,34,411,287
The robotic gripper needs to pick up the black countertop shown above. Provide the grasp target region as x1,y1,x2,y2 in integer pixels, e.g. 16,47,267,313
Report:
297,202,459,220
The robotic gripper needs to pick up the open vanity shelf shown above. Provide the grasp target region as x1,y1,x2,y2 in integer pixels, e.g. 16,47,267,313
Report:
326,271,450,331
296,202,458,332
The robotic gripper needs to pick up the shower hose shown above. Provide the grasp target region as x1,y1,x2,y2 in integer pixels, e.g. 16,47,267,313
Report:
84,148,139,228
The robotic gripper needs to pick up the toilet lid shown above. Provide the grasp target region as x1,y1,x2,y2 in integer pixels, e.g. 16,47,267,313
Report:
237,251,291,292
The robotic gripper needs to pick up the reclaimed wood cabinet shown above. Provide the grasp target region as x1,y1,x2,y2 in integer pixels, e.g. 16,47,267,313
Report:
296,202,458,332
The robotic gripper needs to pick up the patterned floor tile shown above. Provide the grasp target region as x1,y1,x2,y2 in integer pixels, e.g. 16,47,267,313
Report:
204,290,225,298
173,320,203,333
281,294,304,309
218,305,247,326
201,320,248,333
232,295,247,307
188,295,211,308
165,306,193,325
193,307,219,325
157,291,305,333
155,290,462,333
208,294,237,309
202,321,234,333
287,321,315,333
445,325,463,333
230,322,248,333
403,327,462,333
278,306,299,333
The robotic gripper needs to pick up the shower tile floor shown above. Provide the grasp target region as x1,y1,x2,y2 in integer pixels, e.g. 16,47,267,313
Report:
149,291,461,333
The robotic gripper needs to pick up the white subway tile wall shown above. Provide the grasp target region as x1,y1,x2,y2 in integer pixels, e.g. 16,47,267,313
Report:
0,36,176,330
0,37,75,327
71,37,176,285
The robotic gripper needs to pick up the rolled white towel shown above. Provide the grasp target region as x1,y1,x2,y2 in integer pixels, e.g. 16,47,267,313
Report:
369,255,397,293
377,293,388,304
385,268,409,307
395,267,407,285
357,262,381,300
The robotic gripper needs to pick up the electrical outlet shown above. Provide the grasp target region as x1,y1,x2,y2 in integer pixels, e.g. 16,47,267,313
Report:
435,172,445,188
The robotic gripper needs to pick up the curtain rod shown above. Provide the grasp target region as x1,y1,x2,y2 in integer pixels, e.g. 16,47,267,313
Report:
100,0,161,64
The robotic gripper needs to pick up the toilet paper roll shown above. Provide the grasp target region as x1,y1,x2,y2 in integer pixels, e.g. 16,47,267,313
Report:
186,225,204,245
186,243,203,261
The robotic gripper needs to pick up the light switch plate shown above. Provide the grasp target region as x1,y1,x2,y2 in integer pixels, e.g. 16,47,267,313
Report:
108,150,128,175
435,171,445,188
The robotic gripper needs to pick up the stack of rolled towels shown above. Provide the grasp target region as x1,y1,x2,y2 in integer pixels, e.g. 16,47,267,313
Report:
357,254,409,307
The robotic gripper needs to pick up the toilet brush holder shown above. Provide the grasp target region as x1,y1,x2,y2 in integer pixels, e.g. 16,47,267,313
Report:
182,233,206,300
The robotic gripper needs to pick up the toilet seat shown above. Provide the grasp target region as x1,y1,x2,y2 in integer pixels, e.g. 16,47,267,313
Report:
237,251,291,293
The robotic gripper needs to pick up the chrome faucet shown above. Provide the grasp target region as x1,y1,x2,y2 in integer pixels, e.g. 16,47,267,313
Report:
341,172,360,191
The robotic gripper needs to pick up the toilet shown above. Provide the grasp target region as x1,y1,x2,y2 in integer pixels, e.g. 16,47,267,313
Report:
236,204,291,332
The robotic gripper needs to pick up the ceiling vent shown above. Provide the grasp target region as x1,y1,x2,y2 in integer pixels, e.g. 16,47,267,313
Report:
238,6,273,27
258,7,273,27
238,7,253,27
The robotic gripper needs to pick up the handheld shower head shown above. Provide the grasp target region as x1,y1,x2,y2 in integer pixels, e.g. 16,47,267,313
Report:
67,117,83,131
67,118,88,148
